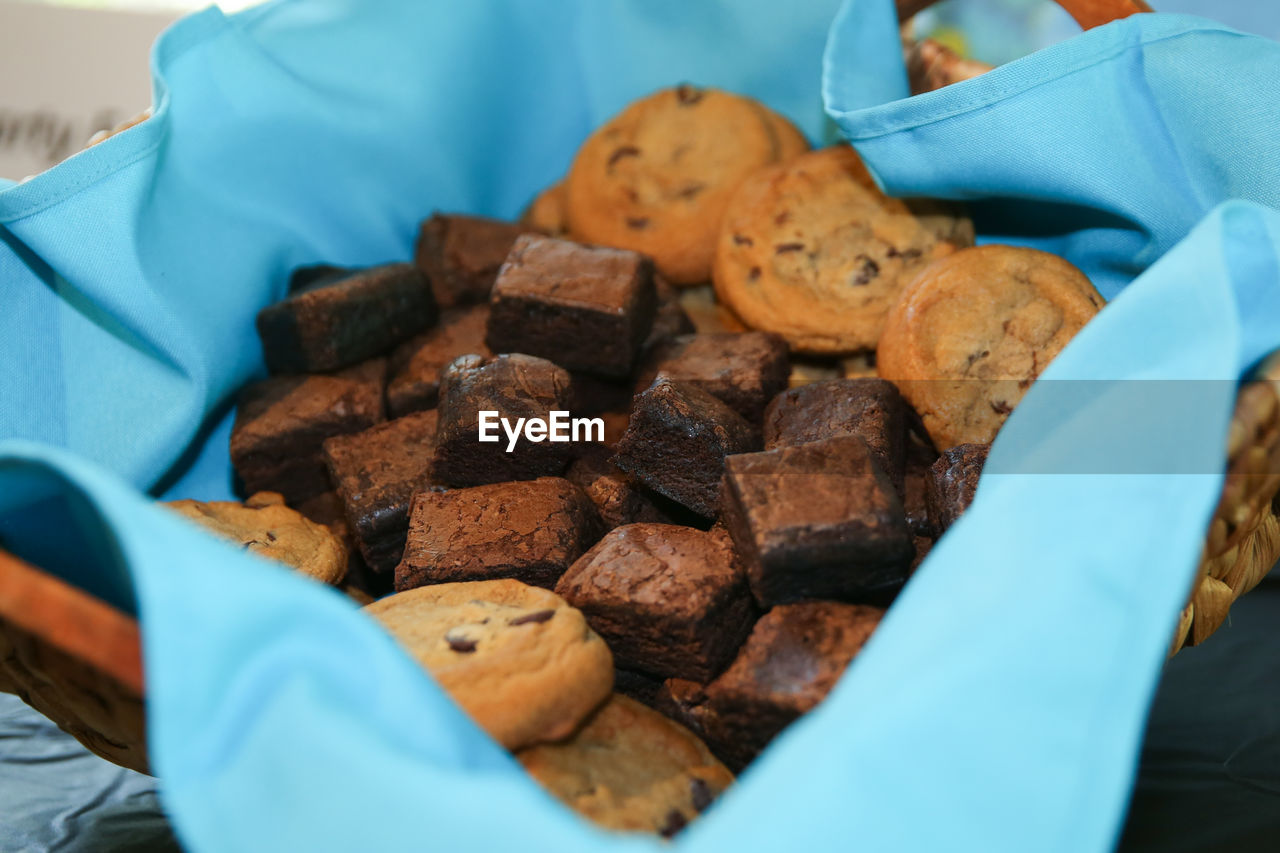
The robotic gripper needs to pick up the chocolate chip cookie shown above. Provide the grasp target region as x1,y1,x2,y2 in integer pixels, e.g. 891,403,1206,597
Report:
166,492,347,584
712,144,974,355
565,84,810,285
522,182,568,236
364,579,613,749
517,694,734,836
877,245,1104,449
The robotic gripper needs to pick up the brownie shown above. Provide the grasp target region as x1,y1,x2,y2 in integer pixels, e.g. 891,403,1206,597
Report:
295,491,390,599
902,435,940,538
926,443,989,532
322,410,443,575
433,353,578,487
395,477,601,591
556,524,756,682
414,213,536,308
256,263,436,374
653,678,743,770
385,305,491,417
598,410,631,449
720,436,914,607
642,275,697,353
639,332,790,423
564,446,675,530
613,668,665,709
257,263,437,373
910,535,933,571
612,379,760,519
763,378,907,492
700,602,883,770
569,373,635,417
229,359,385,504
486,235,657,378
288,264,351,293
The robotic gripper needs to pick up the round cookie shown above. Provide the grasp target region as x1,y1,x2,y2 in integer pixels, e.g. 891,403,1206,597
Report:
522,182,568,236
877,244,1104,449
712,145,974,355
166,492,347,584
365,579,613,750
517,694,734,837
565,84,810,285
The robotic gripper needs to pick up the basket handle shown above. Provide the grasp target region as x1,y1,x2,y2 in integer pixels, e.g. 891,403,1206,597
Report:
897,0,1152,32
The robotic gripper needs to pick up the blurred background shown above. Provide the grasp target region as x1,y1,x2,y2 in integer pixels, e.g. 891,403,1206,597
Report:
1,0,1278,180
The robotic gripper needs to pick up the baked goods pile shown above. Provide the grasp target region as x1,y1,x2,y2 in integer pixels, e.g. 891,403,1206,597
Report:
165,84,1103,836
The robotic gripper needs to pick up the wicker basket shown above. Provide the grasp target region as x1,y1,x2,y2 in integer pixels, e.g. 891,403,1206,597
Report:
2,0,1273,777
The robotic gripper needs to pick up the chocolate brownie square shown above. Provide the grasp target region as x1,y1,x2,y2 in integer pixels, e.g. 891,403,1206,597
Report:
287,264,351,293
613,668,665,709
385,304,491,417
565,447,676,530
295,491,391,599
229,359,385,504
556,524,755,682
720,436,914,607
486,235,657,378
322,410,442,575
763,378,907,491
902,435,940,538
926,443,989,532
433,353,578,487
395,477,601,591
414,213,536,308
612,379,760,519
701,602,883,769
257,264,436,374
642,275,697,354
639,332,790,423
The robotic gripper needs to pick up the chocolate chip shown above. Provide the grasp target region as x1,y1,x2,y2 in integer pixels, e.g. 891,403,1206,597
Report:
774,211,792,225
886,246,922,261
851,255,880,285
241,540,263,550
446,635,478,653
676,182,706,199
266,531,277,542
690,778,714,813
508,609,556,626
608,145,641,167
732,233,754,247
676,83,704,105
659,809,688,838
990,400,1013,415
748,266,761,280
627,217,651,230
775,242,805,254
965,349,990,369
1088,294,1100,307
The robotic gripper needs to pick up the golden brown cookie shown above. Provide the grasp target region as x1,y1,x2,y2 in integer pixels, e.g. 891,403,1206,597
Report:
788,359,843,388
517,694,734,837
840,351,879,380
877,244,1104,449
522,182,568,236
712,144,974,355
365,579,613,750
565,84,810,285
166,492,347,584
677,284,748,333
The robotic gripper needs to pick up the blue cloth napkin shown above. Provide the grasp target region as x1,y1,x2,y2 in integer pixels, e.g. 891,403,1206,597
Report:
2,1,1279,851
